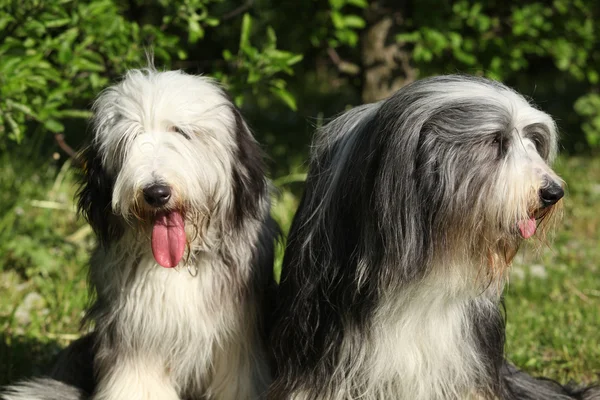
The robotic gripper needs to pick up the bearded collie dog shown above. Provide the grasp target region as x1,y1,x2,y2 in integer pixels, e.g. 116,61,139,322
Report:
268,75,599,400
3,68,276,400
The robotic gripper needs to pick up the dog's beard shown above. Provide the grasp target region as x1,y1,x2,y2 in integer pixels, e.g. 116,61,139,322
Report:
481,200,562,284
440,183,564,285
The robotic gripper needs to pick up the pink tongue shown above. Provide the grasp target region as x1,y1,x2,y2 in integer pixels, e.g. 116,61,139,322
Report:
151,211,186,268
518,217,537,239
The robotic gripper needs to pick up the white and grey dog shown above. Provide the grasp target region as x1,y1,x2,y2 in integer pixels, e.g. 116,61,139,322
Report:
269,75,599,399
3,68,276,400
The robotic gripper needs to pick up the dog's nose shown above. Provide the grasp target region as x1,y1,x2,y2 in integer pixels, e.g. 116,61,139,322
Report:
539,181,564,207
143,184,172,207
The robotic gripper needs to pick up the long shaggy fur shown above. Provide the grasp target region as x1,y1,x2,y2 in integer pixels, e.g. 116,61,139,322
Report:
268,75,599,400
2,68,276,400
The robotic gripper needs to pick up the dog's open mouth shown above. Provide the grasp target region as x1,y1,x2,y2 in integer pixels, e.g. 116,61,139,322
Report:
151,210,186,268
517,208,550,239
517,216,537,239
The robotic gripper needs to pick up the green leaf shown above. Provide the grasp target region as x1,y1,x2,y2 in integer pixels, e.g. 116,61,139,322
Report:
342,15,365,29
5,100,37,118
335,29,359,47
346,0,368,8
329,0,345,10
222,49,233,61
331,11,344,29
240,13,252,50
55,109,93,119
4,113,22,143
270,86,297,111
588,70,599,85
0,15,14,31
72,57,105,72
177,49,188,60
44,119,64,133
396,32,421,43
286,54,304,66
247,69,261,84
205,17,219,27
188,19,205,43
234,94,244,107
267,27,277,47
45,18,71,28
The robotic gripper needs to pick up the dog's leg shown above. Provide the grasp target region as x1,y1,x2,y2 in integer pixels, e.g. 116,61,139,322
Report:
501,362,600,400
49,333,96,394
92,356,179,400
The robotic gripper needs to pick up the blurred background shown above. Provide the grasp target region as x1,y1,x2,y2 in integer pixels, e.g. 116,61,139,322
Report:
0,0,598,388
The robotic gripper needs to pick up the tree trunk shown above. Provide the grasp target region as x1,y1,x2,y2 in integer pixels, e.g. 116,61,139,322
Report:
360,1,416,103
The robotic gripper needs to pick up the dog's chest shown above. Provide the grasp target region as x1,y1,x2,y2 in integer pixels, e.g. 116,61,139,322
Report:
113,255,238,354
366,287,491,399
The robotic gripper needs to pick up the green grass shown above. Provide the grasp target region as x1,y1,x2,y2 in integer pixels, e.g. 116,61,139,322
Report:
0,154,598,387
0,154,90,385
505,156,600,384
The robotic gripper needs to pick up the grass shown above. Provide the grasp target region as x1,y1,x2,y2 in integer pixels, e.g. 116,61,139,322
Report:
0,153,598,387
0,154,90,385
505,156,600,384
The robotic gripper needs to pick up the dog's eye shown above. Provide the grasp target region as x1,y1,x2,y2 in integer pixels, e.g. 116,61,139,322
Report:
170,126,191,140
530,134,545,155
491,134,507,158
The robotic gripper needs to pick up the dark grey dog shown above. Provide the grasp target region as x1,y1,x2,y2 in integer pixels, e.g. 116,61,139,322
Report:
269,75,598,400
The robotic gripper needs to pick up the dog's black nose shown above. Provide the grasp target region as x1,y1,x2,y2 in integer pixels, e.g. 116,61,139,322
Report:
539,181,564,207
143,184,171,207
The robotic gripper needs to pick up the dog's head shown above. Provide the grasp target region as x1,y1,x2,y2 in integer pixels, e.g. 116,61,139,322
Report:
300,75,563,287
78,69,266,268
378,76,563,273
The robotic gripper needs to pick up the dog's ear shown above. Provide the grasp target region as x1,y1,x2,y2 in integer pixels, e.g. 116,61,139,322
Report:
76,145,122,246
229,106,268,227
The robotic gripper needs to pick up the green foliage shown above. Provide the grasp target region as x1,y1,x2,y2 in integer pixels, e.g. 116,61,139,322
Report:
574,93,600,148
271,173,306,282
156,0,222,44
398,1,599,81
395,0,600,150
0,0,175,145
218,14,303,110
0,0,302,148
328,0,368,47
295,0,367,49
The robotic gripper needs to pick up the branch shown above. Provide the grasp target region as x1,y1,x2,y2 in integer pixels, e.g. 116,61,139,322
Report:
221,0,254,21
327,47,360,76
54,133,79,163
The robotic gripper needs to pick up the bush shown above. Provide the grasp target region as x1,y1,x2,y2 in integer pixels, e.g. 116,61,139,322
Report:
0,0,301,149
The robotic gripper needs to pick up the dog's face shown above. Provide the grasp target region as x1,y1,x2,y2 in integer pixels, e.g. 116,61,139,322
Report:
78,69,265,267
377,77,564,273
